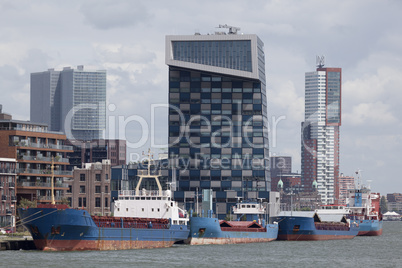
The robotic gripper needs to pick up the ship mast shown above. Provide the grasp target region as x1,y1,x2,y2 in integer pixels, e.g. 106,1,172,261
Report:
51,157,55,205
135,149,162,195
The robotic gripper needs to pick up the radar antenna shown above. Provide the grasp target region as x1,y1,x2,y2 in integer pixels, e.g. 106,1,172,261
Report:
316,55,325,68
218,24,240,35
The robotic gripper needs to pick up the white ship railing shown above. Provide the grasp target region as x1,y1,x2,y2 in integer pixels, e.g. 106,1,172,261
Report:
118,190,170,197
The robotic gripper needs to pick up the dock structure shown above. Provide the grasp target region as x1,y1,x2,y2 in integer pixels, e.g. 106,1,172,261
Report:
0,238,36,250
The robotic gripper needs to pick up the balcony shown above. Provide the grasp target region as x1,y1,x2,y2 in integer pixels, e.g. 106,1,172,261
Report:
17,182,69,189
8,182,15,188
0,168,16,174
11,196,17,202
16,168,73,176
0,182,3,188
13,141,73,151
6,209,12,215
19,154,70,163
1,195,6,202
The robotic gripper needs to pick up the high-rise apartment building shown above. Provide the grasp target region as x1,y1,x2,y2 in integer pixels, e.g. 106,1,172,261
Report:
301,61,341,205
31,65,106,141
165,26,270,217
338,175,354,205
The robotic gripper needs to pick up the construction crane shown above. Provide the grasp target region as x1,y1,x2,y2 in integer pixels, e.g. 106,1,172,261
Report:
218,24,240,35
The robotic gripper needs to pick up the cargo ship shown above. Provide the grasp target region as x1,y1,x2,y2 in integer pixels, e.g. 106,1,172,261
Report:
18,155,189,251
345,183,383,236
185,199,278,245
273,210,359,241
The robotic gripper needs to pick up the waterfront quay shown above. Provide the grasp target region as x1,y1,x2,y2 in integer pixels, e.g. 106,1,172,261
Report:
0,236,35,250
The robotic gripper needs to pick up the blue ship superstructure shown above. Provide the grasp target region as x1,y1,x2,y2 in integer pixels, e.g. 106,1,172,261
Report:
345,185,383,236
185,199,278,245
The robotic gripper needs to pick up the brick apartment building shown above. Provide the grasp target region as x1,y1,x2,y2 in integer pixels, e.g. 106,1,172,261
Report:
0,105,73,205
65,159,111,216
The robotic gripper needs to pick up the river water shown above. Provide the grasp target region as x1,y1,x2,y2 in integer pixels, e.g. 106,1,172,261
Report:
1,221,400,268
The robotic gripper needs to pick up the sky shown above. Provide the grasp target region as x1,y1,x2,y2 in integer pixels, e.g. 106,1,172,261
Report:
0,0,401,195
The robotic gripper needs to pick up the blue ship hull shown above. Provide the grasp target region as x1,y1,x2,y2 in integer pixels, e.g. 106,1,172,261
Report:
352,219,383,236
273,216,359,241
19,207,189,251
185,217,278,245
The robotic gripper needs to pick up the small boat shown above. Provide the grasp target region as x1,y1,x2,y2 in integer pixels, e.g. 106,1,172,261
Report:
18,153,189,251
185,199,278,245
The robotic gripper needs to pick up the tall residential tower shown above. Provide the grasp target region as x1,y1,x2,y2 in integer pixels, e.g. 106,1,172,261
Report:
301,59,341,205
31,66,106,141
165,26,271,217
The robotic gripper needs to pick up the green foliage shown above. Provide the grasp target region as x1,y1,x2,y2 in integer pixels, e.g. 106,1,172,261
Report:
59,197,70,206
18,198,37,209
300,207,312,211
380,196,388,213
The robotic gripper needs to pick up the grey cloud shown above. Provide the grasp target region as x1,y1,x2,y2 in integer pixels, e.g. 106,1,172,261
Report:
94,44,156,64
80,0,152,30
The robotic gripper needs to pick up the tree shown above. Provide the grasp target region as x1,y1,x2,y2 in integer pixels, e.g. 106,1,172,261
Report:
380,196,388,213
18,197,37,209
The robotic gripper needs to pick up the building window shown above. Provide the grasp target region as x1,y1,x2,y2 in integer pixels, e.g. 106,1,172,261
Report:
95,174,101,181
78,197,82,207
105,185,108,193
95,186,101,193
83,197,86,207
67,185,72,193
80,174,85,181
80,186,85,193
95,198,101,207
105,197,108,208
106,174,109,181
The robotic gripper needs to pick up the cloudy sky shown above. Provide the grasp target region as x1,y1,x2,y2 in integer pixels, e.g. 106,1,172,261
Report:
1,0,401,195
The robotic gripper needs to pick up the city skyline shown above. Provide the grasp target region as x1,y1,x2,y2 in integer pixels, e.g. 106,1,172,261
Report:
0,1,401,195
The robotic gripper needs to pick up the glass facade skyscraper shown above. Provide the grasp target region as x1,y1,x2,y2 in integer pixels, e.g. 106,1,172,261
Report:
31,66,106,141
166,32,270,218
301,67,342,205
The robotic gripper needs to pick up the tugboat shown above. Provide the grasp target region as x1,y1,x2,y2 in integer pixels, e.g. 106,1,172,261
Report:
345,177,383,236
18,152,189,251
185,198,278,245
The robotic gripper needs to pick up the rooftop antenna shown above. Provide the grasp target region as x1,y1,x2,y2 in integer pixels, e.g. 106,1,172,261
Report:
316,55,325,68
218,24,240,35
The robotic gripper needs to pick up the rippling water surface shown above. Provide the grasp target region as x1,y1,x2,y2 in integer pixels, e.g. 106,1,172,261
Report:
1,221,401,268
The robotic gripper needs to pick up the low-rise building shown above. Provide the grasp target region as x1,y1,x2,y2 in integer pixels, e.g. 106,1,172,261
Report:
387,193,402,214
65,159,111,216
67,139,126,170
